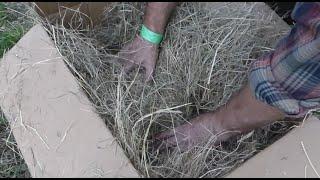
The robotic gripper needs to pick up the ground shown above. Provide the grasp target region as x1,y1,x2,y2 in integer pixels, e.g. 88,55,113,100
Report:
0,2,319,178
0,2,31,178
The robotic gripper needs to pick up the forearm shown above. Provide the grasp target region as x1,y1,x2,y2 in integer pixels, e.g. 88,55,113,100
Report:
143,2,178,34
218,84,285,134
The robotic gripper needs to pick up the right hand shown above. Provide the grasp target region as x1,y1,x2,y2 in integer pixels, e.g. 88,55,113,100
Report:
153,112,232,152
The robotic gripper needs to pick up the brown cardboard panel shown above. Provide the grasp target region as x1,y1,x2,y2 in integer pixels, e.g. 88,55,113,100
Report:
34,2,113,28
0,2,304,178
0,24,140,178
34,2,80,16
227,116,320,178
87,2,112,25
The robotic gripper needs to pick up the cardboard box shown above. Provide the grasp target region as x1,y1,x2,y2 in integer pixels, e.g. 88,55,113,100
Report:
227,116,320,178
1,2,319,178
0,24,139,178
33,2,113,28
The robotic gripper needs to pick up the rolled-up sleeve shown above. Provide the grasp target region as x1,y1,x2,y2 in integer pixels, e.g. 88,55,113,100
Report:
249,2,320,117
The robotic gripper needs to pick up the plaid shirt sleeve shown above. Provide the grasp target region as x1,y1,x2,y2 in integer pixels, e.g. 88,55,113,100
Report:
249,2,320,118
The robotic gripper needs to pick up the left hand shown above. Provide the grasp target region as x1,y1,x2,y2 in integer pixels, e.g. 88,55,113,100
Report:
117,35,159,82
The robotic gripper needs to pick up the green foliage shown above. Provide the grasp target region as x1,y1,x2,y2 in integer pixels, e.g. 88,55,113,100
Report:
0,2,24,57
0,115,4,125
0,2,30,178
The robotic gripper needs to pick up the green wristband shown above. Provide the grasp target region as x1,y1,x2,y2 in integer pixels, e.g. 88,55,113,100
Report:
140,25,163,45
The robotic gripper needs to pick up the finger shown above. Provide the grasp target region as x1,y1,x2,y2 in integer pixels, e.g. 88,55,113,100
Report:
123,61,136,74
152,135,178,152
155,130,184,150
117,52,130,66
153,129,175,141
149,138,166,152
144,65,154,82
117,45,133,64
152,130,173,149
119,43,132,55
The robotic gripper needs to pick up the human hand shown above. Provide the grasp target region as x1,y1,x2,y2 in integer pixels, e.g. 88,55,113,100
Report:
152,84,286,152
118,35,159,82
153,112,232,152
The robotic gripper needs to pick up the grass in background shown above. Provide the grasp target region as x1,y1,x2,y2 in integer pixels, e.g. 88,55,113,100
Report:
0,2,31,178
0,2,319,178
0,2,24,57
0,112,30,178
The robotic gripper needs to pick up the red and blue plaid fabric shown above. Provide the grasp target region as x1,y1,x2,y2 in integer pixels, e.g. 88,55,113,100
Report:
249,2,320,117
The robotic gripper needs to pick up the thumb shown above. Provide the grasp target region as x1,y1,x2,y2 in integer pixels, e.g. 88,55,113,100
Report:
144,65,155,82
123,61,135,74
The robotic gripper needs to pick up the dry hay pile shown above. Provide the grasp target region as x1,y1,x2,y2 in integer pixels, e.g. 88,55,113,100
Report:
44,2,298,177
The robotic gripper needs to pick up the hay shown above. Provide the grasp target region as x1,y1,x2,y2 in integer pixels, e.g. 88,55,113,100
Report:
42,2,298,177
0,109,30,178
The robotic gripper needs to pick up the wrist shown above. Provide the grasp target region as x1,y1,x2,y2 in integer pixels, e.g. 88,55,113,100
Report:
143,19,165,34
139,24,163,45
220,84,285,133
136,35,159,48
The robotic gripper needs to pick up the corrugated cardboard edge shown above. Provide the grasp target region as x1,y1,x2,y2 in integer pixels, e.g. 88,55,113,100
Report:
227,116,320,178
0,24,140,178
